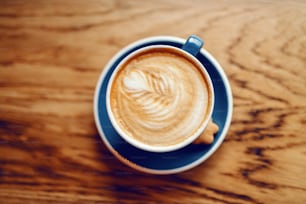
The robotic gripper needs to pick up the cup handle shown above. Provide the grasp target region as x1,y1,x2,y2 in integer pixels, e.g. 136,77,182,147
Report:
182,35,204,56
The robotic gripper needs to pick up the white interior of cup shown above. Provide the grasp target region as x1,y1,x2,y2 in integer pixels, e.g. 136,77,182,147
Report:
106,45,215,153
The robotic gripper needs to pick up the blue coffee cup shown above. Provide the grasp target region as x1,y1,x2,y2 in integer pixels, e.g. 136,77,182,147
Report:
94,35,233,174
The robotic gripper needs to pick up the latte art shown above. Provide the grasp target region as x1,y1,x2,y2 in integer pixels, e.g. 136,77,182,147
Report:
109,48,212,147
123,69,180,128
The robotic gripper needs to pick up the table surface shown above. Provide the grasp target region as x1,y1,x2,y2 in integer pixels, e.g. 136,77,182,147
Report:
1,0,306,203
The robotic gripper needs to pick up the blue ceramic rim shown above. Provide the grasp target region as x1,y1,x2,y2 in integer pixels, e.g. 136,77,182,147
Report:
93,36,233,174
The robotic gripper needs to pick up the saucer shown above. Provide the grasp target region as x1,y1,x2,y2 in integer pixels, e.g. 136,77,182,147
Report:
94,36,233,174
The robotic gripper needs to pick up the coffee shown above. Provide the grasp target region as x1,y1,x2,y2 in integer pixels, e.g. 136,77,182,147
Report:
108,47,213,148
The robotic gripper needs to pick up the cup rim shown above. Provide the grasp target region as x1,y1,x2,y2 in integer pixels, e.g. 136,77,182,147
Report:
106,44,215,153
93,36,233,174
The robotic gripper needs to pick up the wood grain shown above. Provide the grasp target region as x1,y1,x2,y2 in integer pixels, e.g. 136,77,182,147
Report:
1,0,306,203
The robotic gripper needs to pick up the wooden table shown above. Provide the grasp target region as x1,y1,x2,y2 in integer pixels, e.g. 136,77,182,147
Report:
1,0,306,203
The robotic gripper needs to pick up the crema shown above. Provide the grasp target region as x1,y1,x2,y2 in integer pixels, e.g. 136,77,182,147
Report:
109,48,212,148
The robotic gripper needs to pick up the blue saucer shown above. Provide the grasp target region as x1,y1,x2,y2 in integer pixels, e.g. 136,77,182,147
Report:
94,37,233,174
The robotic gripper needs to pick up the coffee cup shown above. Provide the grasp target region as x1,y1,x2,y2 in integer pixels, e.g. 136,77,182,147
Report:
105,35,215,153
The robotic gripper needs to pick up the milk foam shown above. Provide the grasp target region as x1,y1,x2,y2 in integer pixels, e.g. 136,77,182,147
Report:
110,49,211,147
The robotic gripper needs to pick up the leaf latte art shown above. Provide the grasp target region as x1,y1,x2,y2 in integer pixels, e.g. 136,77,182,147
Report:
123,69,180,126
109,49,212,147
